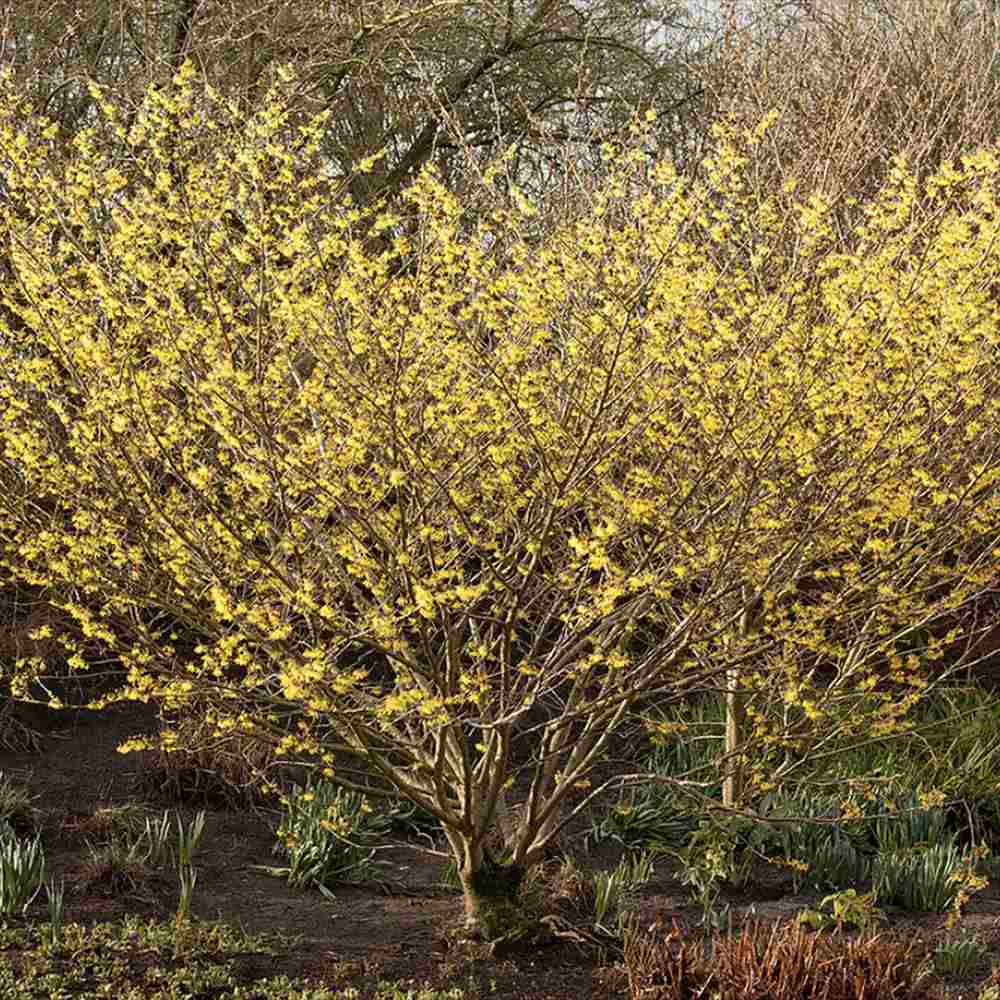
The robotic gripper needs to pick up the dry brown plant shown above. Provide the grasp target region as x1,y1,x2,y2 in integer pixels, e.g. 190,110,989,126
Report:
624,917,940,1000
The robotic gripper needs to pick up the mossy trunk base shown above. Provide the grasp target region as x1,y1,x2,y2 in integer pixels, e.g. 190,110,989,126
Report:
460,854,526,940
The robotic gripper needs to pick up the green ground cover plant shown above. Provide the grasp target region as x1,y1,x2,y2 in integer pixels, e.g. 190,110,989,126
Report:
597,686,998,849
756,787,956,893
0,771,38,838
583,688,996,935
874,843,982,915
591,851,654,936
588,697,724,851
0,822,45,918
0,914,464,999
795,889,885,933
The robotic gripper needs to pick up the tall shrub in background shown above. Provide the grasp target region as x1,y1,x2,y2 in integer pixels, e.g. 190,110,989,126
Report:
0,65,998,935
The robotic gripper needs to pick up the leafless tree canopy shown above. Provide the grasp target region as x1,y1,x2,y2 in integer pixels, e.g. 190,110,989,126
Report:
1,1,722,205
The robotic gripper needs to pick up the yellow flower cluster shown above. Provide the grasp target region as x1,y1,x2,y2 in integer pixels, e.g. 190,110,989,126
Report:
0,67,996,834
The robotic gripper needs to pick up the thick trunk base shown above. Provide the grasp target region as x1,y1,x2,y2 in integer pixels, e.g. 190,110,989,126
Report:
460,854,526,940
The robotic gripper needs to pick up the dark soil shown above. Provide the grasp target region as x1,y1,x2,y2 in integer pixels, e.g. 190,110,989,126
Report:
0,700,626,998
2,698,1000,998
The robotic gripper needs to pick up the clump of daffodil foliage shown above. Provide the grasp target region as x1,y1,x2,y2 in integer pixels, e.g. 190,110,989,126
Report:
0,62,998,937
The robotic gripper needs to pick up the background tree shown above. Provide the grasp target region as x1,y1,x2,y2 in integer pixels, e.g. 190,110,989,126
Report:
0,1,716,203
691,0,1000,229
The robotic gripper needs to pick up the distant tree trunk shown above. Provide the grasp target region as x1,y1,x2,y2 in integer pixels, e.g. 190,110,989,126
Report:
723,592,758,809
170,0,200,70
723,665,747,808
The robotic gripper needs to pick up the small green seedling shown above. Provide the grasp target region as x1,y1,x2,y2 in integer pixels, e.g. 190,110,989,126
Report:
796,888,884,933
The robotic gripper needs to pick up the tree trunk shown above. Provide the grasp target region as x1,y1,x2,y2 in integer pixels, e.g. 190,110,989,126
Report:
723,664,747,808
724,591,761,809
458,859,525,938
450,831,525,939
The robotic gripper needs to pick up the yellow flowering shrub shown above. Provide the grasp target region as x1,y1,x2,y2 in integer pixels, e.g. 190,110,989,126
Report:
0,65,998,929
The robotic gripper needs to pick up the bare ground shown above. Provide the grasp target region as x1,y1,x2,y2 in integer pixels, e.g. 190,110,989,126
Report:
2,698,1000,998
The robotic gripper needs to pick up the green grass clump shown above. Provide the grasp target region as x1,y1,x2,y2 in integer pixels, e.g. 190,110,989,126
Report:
873,842,970,912
0,821,45,917
866,790,952,855
932,933,988,977
257,778,388,895
0,770,39,840
590,696,723,851
592,852,655,935
790,833,871,893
